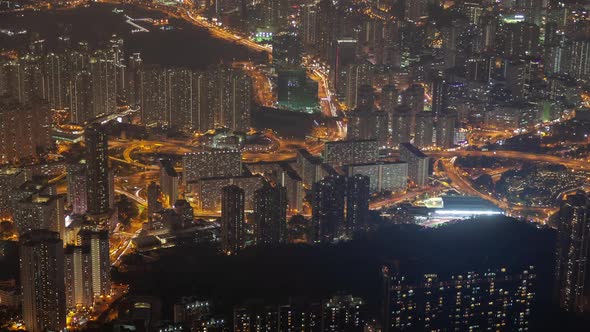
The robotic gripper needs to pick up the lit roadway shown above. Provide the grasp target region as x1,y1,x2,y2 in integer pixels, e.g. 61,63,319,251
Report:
304,57,346,140
98,0,271,54
438,157,558,222
428,150,590,172
183,9,271,54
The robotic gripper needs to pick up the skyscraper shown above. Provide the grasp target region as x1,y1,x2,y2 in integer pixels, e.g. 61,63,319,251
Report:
399,143,429,187
89,51,117,117
331,38,358,99
13,194,65,239
221,185,245,254
382,266,535,331
0,167,26,219
401,84,425,115
70,70,94,124
302,4,318,47
0,97,52,165
390,106,413,147
43,53,67,110
159,158,179,208
147,181,163,218
272,31,303,70
79,230,110,297
346,174,370,235
503,22,540,58
435,112,456,149
555,191,590,313
20,230,66,332
253,183,287,246
85,123,110,215
64,245,93,308
67,160,88,215
312,175,346,242
414,111,434,148
182,149,242,185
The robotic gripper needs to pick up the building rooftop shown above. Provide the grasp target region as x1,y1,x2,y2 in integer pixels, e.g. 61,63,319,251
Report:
187,174,264,184
324,139,378,146
400,143,427,158
279,162,302,181
345,161,408,167
159,159,178,177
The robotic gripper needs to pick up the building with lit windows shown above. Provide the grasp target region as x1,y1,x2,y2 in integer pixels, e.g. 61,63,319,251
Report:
346,174,370,234
79,230,110,297
189,174,265,212
13,194,65,239
323,140,379,166
0,97,52,165
399,143,429,187
20,230,66,332
345,162,408,193
253,183,287,246
0,167,26,219
64,245,93,308
221,185,245,254
555,191,590,313
85,123,111,215
182,150,242,185
312,175,346,242
66,160,88,215
295,149,334,189
382,265,536,331
159,158,179,208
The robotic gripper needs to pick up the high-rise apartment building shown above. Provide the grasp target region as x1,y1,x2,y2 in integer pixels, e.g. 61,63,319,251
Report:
66,160,88,215
346,110,388,144
503,22,540,58
312,175,346,242
346,174,370,235
401,84,425,115
20,230,66,332
302,4,318,47
253,183,287,246
382,266,535,331
89,51,117,117
147,181,163,218
390,106,413,147
64,245,93,308
13,194,65,239
399,143,429,187
70,70,94,123
322,140,379,166
85,123,110,215
159,158,179,208
414,111,434,148
0,97,51,165
555,191,590,313
79,230,110,297
435,112,456,149
221,185,245,254
345,162,408,193
0,167,26,219
182,150,242,184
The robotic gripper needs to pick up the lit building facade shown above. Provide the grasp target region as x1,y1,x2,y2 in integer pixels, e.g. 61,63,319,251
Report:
221,185,245,254
399,143,429,187
382,266,536,331
555,191,590,313
85,123,111,215
345,162,408,193
20,230,66,332
182,149,242,185
253,183,287,246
